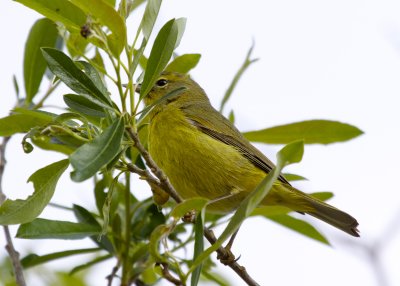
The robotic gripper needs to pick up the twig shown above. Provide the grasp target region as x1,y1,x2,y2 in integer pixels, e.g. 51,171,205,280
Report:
126,128,260,286
0,136,26,286
106,262,120,286
157,262,185,286
203,228,260,286
126,162,159,185
33,80,60,109
0,137,10,202
126,127,182,203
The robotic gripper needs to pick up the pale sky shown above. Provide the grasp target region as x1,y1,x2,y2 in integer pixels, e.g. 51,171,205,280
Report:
1,1,400,285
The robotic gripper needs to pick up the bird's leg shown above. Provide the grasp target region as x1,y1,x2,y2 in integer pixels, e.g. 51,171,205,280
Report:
217,229,241,265
182,192,236,223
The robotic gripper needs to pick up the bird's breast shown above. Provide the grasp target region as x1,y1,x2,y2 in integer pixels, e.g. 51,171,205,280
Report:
148,107,266,213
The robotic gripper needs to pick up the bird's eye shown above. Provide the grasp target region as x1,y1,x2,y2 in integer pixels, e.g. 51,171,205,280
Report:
156,79,168,87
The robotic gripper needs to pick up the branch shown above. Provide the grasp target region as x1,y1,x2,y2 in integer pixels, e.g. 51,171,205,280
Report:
106,261,120,286
0,136,26,286
157,262,185,286
203,228,260,286
126,127,182,203
126,128,260,286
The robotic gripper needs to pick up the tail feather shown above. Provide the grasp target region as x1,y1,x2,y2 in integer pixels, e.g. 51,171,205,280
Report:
274,185,360,237
305,200,359,237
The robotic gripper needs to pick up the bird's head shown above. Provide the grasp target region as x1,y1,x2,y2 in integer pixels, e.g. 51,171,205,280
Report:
136,72,208,106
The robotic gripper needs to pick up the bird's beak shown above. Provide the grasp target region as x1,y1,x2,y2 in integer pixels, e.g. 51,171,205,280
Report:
135,84,141,93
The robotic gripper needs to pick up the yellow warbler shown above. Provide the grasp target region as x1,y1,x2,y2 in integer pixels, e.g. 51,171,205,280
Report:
137,72,359,237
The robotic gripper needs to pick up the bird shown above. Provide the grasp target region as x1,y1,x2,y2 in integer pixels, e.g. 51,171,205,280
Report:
136,71,359,237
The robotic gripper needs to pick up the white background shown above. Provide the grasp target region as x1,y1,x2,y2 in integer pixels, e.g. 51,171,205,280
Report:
1,0,400,285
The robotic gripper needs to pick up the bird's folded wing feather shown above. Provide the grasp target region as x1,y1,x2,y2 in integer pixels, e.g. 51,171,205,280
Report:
180,102,290,185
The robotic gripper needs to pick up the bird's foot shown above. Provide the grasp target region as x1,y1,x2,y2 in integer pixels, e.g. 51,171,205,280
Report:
217,247,241,266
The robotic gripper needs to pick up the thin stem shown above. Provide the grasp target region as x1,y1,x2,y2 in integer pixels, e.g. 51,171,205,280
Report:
0,136,26,286
111,55,127,113
158,262,185,286
125,127,182,203
82,54,118,83
123,46,136,121
33,80,61,109
203,228,260,286
121,172,132,285
126,163,159,186
106,261,121,286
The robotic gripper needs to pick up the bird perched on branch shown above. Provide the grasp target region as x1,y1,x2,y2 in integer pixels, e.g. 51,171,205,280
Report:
136,72,359,237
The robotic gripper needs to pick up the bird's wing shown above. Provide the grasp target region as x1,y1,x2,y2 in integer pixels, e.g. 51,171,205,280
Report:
180,102,290,185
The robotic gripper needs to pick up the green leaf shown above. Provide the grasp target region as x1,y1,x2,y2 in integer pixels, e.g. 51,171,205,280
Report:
137,87,187,125
70,117,124,182
228,110,235,124
131,203,166,240
13,75,20,98
24,18,58,103
141,0,162,40
269,214,330,244
140,18,185,98
170,198,208,219
13,107,57,121
21,248,100,268
29,129,77,155
243,120,364,145
0,160,69,225
165,54,201,74
66,32,89,58
16,218,100,239
51,112,80,126
104,0,116,7
41,48,112,106
201,271,230,286
72,205,99,226
174,18,186,49
15,0,86,33
69,0,127,56
63,94,107,117
94,178,108,214
282,173,308,181
191,210,205,286
73,204,114,252
90,49,107,75
0,114,52,136
149,224,170,262
69,254,112,275
189,141,304,274
276,140,304,167
220,43,258,113
75,61,108,96
128,0,162,77
130,38,148,77
130,0,146,12
310,192,334,201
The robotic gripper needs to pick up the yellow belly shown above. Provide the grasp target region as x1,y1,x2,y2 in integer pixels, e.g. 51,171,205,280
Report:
148,106,282,213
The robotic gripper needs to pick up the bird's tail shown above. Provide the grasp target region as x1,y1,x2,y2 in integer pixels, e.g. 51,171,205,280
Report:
272,184,359,237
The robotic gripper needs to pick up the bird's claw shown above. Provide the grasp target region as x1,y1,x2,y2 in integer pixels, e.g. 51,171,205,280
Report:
217,247,240,265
